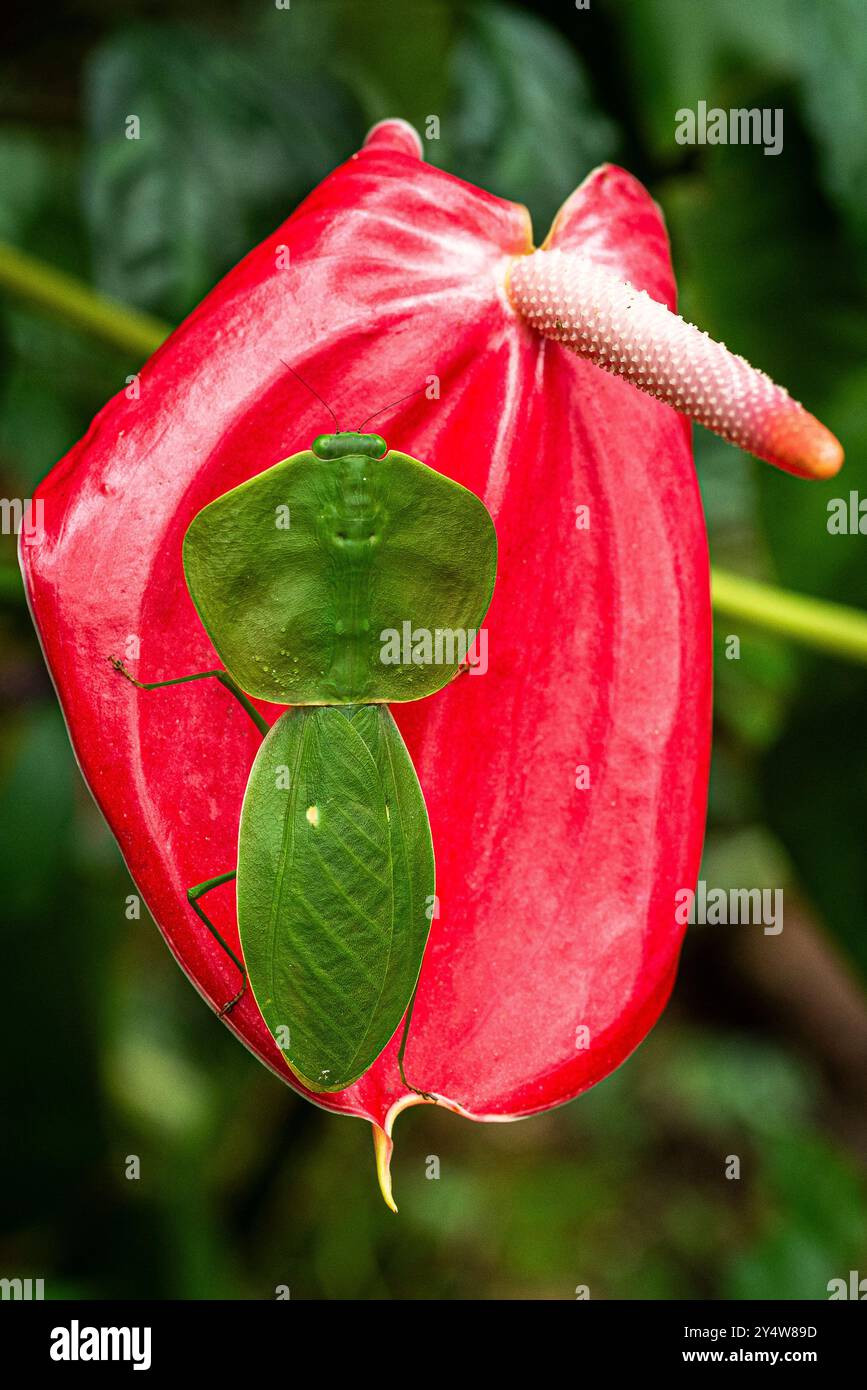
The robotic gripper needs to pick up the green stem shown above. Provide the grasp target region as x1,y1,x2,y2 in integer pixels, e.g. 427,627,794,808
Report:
3,242,867,669
0,241,168,359
712,568,867,666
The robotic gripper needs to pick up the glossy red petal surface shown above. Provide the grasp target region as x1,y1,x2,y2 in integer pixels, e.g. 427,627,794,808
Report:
21,133,711,1141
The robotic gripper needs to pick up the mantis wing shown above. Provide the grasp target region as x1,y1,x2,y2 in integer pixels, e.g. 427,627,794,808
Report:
347,704,434,1070
237,705,433,1091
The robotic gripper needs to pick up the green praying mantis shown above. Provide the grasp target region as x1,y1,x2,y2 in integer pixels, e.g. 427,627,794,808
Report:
112,392,497,1095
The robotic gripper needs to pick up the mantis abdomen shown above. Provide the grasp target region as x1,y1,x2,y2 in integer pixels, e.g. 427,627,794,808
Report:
237,704,434,1092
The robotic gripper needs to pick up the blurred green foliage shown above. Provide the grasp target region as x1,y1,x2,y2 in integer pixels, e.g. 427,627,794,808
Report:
1,0,866,1299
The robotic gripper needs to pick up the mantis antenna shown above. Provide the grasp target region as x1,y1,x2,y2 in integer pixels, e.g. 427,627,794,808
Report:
280,358,427,438
356,386,427,432
280,358,340,431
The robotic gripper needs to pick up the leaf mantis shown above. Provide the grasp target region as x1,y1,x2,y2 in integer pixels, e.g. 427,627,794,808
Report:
112,419,497,1094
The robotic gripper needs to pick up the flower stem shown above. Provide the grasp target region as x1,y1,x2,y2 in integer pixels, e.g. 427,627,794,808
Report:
2,242,866,668
0,241,168,359
712,568,867,666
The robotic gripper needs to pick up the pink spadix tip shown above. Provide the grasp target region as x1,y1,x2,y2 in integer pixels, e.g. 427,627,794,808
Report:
508,248,843,481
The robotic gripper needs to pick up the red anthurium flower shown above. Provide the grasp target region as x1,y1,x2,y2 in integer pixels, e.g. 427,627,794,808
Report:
21,118,841,1209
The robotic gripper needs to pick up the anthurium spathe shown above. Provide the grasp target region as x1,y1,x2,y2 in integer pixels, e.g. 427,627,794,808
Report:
20,118,842,1210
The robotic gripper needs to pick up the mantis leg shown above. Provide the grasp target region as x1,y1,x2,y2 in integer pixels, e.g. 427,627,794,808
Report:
109,657,269,736
112,660,258,1016
187,871,246,1016
397,980,435,1102
453,657,480,679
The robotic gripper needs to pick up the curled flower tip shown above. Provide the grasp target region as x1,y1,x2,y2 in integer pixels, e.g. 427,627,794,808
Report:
508,248,843,481
372,1124,398,1213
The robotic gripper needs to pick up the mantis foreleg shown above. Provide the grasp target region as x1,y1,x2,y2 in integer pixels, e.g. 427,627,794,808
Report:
110,661,257,1016
187,870,246,1016
109,657,269,736
397,980,435,1102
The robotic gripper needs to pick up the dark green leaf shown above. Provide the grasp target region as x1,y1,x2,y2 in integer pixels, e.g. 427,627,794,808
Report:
83,24,363,319
797,0,867,249
443,2,617,235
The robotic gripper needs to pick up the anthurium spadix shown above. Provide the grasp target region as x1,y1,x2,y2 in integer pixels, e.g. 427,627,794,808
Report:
21,117,842,1210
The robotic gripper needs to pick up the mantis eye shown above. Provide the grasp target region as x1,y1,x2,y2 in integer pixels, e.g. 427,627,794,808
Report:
312,432,387,460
